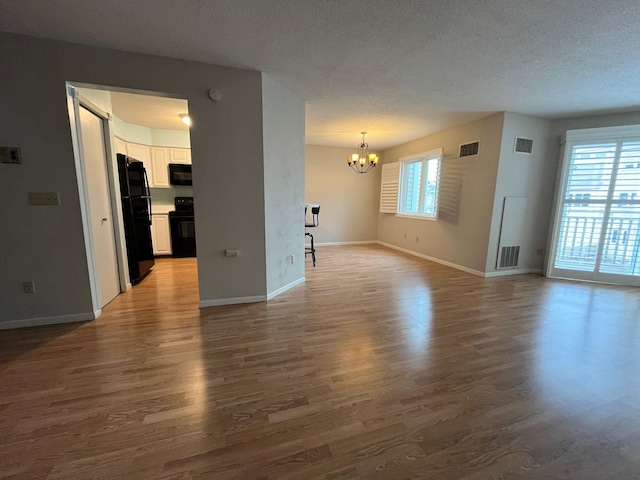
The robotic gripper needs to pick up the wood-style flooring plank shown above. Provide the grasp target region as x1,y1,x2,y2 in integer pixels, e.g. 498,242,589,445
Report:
1,245,640,479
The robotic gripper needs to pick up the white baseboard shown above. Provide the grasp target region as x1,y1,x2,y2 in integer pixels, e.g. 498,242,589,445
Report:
0,311,98,331
484,268,542,278
267,277,305,300
199,295,267,308
313,241,377,247
377,241,486,277
377,241,542,278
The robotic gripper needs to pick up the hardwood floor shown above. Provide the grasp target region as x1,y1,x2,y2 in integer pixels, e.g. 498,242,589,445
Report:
1,245,640,479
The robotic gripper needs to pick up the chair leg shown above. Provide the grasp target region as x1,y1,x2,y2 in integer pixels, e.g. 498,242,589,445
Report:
305,232,316,267
310,232,316,267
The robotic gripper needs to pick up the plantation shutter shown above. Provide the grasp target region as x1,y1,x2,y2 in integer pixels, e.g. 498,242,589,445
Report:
380,162,399,213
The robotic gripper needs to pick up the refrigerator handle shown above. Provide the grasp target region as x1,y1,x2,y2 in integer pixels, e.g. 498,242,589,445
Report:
143,167,152,224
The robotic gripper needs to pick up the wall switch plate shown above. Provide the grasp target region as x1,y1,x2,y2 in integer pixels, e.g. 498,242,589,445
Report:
23,281,35,294
290,254,296,264
29,192,60,206
0,146,22,164
225,249,240,257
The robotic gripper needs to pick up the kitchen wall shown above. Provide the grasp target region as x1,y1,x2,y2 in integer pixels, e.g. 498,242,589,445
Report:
305,145,381,244
262,74,306,296
112,116,194,207
0,32,299,327
484,112,558,275
377,113,504,274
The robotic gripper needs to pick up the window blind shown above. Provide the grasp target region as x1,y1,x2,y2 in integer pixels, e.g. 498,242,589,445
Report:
380,162,399,213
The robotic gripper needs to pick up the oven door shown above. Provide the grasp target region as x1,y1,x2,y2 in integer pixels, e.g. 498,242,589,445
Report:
170,215,197,257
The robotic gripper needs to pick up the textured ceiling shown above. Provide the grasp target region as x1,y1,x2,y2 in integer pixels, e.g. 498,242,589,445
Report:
2,0,640,149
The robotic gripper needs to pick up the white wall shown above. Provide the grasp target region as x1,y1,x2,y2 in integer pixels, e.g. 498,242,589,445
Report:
377,113,504,274
75,88,113,114
484,112,558,274
0,32,288,326
305,145,381,244
150,129,191,148
112,115,153,145
262,74,306,295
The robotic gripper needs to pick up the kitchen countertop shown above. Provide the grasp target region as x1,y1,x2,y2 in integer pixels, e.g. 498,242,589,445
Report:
151,205,174,215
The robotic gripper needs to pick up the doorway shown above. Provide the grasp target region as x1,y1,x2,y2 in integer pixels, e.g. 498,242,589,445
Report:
67,83,195,317
547,126,640,286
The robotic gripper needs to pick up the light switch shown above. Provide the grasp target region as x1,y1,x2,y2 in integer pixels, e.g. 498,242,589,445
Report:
29,192,61,206
0,146,22,164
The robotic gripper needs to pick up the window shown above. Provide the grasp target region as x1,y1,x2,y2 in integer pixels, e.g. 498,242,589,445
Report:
398,149,442,219
548,128,640,284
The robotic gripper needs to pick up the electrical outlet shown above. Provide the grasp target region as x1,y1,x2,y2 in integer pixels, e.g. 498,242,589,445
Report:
23,281,35,294
225,249,240,257
28,192,60,206
0,146,22,164
290,254,296,264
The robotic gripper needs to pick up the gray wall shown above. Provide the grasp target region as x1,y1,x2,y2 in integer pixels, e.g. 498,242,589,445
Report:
0,32,285,325
377,113,504,273
305,145,381,244
262,74,306,294
552,111,640,137
485,112,559,273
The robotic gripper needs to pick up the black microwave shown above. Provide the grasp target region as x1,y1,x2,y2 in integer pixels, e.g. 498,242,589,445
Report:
168,163,192,186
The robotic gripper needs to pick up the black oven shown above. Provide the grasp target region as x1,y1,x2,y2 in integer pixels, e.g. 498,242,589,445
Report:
168,163,192,185
169,197,196,257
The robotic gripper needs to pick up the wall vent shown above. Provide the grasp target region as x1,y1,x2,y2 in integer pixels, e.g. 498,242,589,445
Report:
514,137,534,154
498,246,520,269
459,141,479,158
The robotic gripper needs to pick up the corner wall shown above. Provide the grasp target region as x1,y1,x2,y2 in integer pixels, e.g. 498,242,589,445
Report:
0,32,268,325
484,112,558,274
262,74,306,296
377,113,504,273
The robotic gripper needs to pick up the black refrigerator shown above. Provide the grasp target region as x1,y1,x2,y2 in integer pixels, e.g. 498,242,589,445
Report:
117,154,155,284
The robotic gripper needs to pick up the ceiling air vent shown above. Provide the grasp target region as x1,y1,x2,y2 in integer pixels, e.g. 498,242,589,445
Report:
459,141,479,158
515,137,534,154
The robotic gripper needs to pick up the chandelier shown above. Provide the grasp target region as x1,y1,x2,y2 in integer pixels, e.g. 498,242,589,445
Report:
346,131,379,174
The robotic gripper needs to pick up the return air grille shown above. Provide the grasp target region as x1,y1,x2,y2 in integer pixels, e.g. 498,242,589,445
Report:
459,141,479,158
498,246,520,269
515,137,534,154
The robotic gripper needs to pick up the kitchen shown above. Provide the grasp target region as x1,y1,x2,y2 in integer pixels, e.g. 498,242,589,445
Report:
76,87,196,288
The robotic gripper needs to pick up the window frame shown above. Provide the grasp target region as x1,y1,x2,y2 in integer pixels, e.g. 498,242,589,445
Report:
397,148,443,220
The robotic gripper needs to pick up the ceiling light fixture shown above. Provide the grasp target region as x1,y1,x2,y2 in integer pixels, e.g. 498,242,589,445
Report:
347,131,378,174
179,113,191,127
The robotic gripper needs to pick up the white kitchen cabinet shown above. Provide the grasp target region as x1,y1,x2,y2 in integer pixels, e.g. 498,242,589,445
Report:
169,148,191,164
125,142,154,186
151,214,172,255
114,137,127,155
150,147,170,188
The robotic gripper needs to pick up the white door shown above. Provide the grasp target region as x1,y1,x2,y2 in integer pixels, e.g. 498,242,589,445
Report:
79,106,121,307
548,134,640,286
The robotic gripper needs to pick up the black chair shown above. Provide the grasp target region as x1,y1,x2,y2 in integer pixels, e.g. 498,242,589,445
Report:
305,206,320,266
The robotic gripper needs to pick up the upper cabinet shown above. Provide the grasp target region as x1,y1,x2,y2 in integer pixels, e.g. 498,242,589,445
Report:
114,137,191,188
151,147,170,188
169,148,191,164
